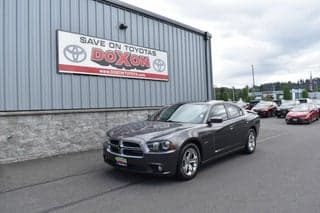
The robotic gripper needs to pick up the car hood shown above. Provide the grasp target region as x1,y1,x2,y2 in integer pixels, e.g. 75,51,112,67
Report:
287,111,309,117
107,121,197,142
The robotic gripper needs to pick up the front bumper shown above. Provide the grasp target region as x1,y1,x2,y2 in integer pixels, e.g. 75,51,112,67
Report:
286,117,310,124
103,143,178,175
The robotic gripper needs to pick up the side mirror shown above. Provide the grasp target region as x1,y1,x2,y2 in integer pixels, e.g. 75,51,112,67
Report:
208,117,223,124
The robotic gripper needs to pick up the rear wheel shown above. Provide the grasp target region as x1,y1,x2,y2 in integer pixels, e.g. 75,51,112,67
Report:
176,143,200,180
244,129,256,154
267,111,272,117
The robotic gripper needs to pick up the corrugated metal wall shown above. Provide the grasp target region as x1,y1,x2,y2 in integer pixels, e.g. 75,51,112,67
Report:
0,0,212,111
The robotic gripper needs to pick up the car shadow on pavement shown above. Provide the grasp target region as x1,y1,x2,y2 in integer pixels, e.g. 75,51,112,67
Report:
104,151,246,185
199,150,244,171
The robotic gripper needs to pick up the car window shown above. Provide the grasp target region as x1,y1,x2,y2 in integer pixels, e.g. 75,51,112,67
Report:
167,104,209,124
226,104,243,118
209,104,228,120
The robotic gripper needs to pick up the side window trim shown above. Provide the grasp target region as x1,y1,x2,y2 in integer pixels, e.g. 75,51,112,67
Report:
225,103,242,119
209,104,229,121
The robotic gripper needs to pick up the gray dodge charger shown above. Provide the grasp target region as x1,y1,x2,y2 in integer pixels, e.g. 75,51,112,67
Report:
103,101,260,180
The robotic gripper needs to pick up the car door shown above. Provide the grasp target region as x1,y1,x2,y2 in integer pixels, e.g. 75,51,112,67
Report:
206,104,233,155
225,104,248,147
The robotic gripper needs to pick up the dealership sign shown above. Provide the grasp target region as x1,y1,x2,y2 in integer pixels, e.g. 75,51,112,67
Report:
57,31,168,81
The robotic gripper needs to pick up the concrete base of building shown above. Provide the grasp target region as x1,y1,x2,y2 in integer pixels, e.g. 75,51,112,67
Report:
0,108,159,164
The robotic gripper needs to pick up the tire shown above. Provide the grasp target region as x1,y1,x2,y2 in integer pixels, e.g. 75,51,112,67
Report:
267,111,272,118
176,143,200,180
244,129,256,154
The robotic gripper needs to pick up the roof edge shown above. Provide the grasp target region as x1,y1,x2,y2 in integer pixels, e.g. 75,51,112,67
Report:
98,0,211,37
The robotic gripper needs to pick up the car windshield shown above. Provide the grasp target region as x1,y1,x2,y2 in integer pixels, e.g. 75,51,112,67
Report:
150,103,209,124
291,104,310,112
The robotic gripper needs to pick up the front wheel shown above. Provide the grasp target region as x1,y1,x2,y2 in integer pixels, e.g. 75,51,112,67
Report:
244,129,256,154
176,144,200,180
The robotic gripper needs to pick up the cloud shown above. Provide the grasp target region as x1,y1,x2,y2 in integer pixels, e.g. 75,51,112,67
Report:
121,0,320,88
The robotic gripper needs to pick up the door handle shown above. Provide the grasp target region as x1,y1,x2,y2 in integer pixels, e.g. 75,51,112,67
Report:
230,126,234,130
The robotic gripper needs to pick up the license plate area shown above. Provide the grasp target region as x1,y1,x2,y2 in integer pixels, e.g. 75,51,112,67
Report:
292,118,298,122
115,156,127,167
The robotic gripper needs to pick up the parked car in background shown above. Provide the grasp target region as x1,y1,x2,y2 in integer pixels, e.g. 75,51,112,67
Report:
103,101,260,180
312,99,320,114
252,101,278,117
286,103,319,124
235,99,249,109
273,99,282,107
246,100,260,110
299,98,312,104
276,100,299,118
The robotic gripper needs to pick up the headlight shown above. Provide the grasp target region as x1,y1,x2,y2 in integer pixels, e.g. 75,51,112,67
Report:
147,140,175,152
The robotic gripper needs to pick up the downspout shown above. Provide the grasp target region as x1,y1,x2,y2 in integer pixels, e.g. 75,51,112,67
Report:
204,32,213,100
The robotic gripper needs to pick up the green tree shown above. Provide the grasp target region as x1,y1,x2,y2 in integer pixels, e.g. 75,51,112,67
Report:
283,85,292,100
221,88,230,101
302,89,308,98
241,86,249,102
264,95,274,101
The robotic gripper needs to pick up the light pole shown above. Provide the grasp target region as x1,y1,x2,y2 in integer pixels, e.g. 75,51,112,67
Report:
251,65,255,98
232,86,235,101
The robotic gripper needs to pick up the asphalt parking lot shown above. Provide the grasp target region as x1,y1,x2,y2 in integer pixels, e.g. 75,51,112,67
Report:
1,118,320,213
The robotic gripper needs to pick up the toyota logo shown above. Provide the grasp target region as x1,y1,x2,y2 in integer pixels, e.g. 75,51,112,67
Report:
63,45,87,63
153,59,166,72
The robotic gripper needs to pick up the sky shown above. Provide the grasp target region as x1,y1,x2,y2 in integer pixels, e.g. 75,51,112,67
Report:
121,0,320,88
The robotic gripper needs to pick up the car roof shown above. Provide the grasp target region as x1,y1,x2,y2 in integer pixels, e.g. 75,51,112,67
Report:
170,100,242,107
206,100,224,104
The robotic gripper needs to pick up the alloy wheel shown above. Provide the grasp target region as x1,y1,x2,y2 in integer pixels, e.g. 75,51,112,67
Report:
248,131,256,152
245,129,256,154
181,147,199,177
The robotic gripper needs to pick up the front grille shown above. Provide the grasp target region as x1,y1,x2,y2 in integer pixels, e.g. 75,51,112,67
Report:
110,139,119,146
123,141,140,148
108,139,143,158
110,146,120,153
123,149,144,156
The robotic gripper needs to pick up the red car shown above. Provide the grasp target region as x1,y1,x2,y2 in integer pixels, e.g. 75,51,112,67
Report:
251,101,277,117
286,103,319,124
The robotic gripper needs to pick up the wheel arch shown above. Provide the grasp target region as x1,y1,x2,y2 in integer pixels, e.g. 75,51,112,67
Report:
181,138,203,162
250,126,257,135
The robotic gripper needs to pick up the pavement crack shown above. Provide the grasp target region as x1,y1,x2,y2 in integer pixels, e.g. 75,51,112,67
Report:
37,178,146,213
0,168,102,194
